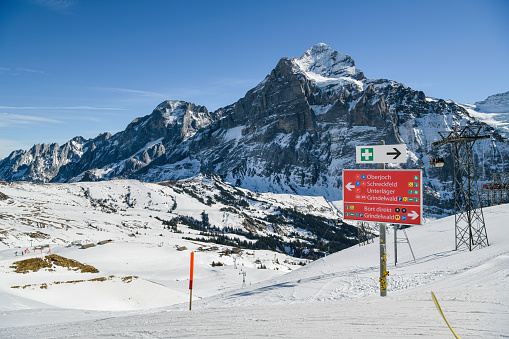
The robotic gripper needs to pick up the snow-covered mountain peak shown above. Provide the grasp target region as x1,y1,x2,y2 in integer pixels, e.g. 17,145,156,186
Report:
292,43,365,85
461,91,509,138
155,100,190,123
474,91,509,113
149,100,216,141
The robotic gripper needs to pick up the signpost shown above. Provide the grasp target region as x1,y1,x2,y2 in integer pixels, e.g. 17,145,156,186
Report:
356,144,406,164
350,142,414,297
342,169,423,225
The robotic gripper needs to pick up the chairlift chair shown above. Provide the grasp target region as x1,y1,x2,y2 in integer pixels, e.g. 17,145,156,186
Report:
430,155,445,168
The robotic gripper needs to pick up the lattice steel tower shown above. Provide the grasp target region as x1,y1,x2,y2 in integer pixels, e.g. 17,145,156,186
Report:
432,125,490,251
357,221,374,246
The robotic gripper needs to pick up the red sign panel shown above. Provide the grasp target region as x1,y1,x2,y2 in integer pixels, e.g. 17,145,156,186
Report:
342,169,423,225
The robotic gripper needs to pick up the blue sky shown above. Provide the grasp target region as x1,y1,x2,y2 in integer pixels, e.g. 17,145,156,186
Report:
0,0,508,159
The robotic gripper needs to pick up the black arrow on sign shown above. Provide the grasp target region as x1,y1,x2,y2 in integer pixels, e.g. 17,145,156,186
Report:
387,147,402,159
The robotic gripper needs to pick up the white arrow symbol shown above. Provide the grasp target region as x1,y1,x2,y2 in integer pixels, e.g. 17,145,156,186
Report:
346,182,356,191
408,210,419,220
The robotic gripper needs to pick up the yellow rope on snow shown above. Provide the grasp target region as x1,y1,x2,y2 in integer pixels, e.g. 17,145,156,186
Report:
431,291,461,339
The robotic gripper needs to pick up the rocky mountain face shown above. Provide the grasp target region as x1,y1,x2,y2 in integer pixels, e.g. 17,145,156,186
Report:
0,101,218,182
1,44,507,216
0,136,88,182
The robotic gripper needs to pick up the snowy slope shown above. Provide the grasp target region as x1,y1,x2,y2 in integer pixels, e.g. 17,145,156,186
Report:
0,176,353,257
0,198,507,337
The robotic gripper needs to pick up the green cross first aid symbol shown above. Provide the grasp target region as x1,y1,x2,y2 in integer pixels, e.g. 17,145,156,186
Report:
361,148,373,161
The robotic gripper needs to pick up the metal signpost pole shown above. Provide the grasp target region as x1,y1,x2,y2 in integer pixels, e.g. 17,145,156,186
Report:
380,223,387,296
394,225,398,266
378,140,387,297
379,228,387,296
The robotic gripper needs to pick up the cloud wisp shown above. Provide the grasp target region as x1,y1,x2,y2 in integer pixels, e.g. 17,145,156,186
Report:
0,113,62,127
32,0,77,13
17,68,47,74
0,106,126,111
94,87,168,99
0,67,46,75
94,86,220,100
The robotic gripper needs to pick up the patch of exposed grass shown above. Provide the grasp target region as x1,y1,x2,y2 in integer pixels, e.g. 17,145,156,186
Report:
10,254,99,274
121,276,138,283
11,275,139,289
10,257,52,274
47,254,99,273
27,231,50,239
11,284,32,289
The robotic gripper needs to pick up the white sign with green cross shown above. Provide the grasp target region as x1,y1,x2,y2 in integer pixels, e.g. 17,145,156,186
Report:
355,144,407,164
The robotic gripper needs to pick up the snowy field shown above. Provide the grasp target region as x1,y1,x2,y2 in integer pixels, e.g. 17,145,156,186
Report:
0,195,507,337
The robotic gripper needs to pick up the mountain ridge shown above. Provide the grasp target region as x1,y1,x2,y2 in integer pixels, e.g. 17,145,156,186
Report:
1,44,507,216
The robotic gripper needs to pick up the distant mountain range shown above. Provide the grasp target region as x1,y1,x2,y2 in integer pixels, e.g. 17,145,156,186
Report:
1,43,507,216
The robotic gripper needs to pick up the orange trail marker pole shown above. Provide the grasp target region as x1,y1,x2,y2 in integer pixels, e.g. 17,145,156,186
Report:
189,252,194,311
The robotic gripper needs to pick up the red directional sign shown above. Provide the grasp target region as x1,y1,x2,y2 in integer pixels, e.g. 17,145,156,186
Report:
342,169,423,225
